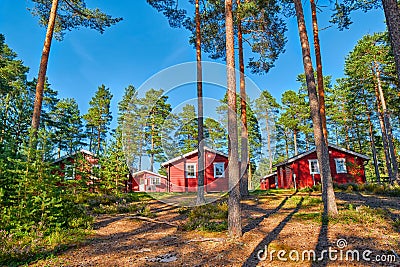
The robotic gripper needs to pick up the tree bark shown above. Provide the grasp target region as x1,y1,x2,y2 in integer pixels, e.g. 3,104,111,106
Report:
375,66,398,182
97,126,101,154
225,0,242,238
265,112,273,172
373,83,393,180
310,0,328,143
196,0,206,205
293,0,338,216
31,0,59,134
293,129,298,156
237,0,249,197
367,111,380,183
381,0,400,88
150,121,155,172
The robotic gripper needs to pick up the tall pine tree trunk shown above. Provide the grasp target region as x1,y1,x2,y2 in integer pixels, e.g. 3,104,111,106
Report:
196,0,206,205
375,66,398,182
150,122,155,172
266,112,273,172
293,129,298,156
293,0,338,216
373,83,393,180
310,0,328,143
375,66,399,182
362,85,380,182
31,0,59,134
381,0,400,86
225,0,242,238
367,111,381,182
237,0,249,197
97,126,101,154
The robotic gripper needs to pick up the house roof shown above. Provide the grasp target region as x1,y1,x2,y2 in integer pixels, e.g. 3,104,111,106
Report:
52,149,95,164
262,172,277,180
131,170,167,179
161,146,228,167
275,144,370,167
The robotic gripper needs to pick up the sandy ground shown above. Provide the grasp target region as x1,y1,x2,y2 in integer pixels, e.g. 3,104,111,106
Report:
32,191,400,267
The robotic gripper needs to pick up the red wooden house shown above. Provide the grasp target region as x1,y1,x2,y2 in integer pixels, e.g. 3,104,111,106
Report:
260,172,278,190
53,149,98,181
261,144,369,190
127,170,168,192
161,147,229,192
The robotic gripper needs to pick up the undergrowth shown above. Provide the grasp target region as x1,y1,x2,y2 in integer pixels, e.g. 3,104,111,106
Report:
182,202,228,232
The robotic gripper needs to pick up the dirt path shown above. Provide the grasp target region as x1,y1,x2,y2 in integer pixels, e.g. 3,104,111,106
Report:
33,192,400,267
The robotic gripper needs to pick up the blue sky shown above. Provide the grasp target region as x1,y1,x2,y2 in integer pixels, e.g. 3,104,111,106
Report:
0,0,386,131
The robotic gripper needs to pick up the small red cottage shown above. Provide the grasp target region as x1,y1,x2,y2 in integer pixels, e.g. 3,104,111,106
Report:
260,172,278,190
161,147,229,192
53,149,98,181
262,144,369,190
127,170,168,192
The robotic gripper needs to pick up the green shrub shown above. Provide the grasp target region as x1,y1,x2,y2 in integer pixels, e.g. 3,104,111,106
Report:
311,184,322,192
182,202,228,232
0,228,89,266
299,187,314,193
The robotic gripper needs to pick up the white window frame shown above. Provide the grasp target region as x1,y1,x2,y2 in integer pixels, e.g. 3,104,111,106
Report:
334,158,347,174
213,162,225,178
308,159,320,174
149,176,161,185
185,163,196,178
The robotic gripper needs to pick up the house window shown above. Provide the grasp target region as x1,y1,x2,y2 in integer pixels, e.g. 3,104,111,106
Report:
308,159,320,174
139,178,146,185
213,162,225,178
150,176,161,185
65,165,75,180
186,163,196,178
335,158,347,173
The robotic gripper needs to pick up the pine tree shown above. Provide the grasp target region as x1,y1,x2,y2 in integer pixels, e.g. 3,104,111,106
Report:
226,0,242,238
49,98,84,158
83,84,113,155
175,104,198,154
29,0,122,134
118,85,144,172
141,89,172,172
293,0,338,216
254,90,280,173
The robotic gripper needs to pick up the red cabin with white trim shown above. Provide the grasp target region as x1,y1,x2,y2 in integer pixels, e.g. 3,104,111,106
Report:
161,147,229,192
262,144,369,189
127,170,168,192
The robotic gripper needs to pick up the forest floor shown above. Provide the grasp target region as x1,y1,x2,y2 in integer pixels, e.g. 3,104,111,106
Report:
31,190,400,267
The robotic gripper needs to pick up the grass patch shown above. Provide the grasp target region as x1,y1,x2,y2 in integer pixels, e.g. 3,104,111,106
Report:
182,202,228,232
0,228,90,266
334,182,400,197
293,212,322,222
76,192,152,215
249,190,275,196
332,205,390,225
302,196,323,208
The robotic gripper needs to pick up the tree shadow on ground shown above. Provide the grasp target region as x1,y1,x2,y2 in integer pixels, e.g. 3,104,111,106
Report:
241,197,304,267
311,217,329,267
242,191,298,234
336,191,400,224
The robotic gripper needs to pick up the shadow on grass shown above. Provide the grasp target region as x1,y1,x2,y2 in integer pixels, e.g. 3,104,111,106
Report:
241,197,304,267
242,190,298,234
311,216,329,267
